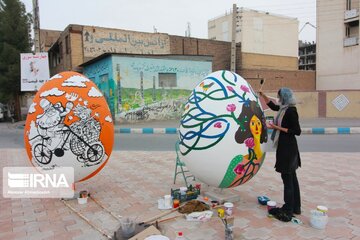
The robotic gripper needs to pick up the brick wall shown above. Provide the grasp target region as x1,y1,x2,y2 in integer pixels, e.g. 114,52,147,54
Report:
169,36,236,71
239,69,316,91
69,26,84,71
240,52,298,71
40,29,61,51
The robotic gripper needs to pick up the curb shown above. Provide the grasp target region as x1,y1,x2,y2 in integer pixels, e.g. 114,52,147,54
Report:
115,127,360,134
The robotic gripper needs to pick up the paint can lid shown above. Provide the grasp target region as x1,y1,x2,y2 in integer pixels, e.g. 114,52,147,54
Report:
267,201,277,207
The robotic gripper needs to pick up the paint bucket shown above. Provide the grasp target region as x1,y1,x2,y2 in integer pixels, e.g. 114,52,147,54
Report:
310,210,328,229
77,197,88,204
164,195,172,209
179,187,187,195
120,217,136,238
224,202,234,216
267,201,276,212
317,205,328,215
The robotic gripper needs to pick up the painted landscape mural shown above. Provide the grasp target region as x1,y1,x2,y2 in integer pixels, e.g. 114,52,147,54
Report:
83,55,212,122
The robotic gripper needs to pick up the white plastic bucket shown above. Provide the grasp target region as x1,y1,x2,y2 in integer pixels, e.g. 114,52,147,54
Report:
267,201,277,212
77,197,88,204
310,210,328,229
224,202,234,216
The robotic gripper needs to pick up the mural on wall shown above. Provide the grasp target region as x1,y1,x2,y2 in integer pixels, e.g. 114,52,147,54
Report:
178,70,268,188
83,56,212,122
115,57,212,122
83,26,170,58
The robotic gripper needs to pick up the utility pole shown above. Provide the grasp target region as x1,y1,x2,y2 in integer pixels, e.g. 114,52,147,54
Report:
230,4,237,72
33,0,41,52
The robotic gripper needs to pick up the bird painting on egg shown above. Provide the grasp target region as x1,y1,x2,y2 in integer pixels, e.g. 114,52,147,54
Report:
179,70,268,188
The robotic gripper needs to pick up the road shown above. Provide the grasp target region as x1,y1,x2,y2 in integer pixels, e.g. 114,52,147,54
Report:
1,124,359,152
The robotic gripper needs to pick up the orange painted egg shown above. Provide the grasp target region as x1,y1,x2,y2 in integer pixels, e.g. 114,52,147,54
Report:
24,71,114,183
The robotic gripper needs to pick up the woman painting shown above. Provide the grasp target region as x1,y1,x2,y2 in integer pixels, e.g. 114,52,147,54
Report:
219,101,267,188
259,87,302,221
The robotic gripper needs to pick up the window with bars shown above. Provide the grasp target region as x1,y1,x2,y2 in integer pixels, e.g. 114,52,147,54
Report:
158,73,177,88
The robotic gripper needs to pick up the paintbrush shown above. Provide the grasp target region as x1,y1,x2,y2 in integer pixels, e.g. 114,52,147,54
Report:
259,78,266,91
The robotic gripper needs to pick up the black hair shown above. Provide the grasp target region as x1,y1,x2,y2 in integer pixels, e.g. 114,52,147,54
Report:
234,101,268,144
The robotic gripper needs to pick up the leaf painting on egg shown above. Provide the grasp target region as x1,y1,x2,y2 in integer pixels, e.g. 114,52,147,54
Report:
179,70,268,188
24,71,114,183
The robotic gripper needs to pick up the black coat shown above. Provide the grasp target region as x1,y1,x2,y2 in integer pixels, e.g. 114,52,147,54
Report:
268,101,301,173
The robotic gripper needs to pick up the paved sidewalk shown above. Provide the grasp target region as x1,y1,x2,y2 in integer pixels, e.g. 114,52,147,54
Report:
0,149,359,239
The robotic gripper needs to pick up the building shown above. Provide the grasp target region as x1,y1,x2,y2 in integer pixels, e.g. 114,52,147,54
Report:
45,24,315,95
47,24,232,77
317,0,360,90
208,7,299,61
80,53,212,121
39,29,61,51
207,8,315,91
299,41,316,70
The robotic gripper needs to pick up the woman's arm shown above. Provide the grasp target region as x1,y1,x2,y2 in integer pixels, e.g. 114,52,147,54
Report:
259,91,279,111
270,108,301,135
286,108,301,136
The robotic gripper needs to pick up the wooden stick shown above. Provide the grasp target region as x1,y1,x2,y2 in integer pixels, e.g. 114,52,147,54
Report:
144,215,183,228
61,199,112,239
88,194,122,220
139,207,178,225
158,215,183,223
139,202,186,225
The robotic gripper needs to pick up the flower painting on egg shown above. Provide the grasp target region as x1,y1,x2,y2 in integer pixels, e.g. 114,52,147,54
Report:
179,70,268,188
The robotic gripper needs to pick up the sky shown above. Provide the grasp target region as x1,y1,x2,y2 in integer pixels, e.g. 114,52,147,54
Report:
22,0,316,42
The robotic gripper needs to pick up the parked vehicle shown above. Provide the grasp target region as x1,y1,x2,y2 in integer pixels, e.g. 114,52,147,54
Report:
0,103,5,121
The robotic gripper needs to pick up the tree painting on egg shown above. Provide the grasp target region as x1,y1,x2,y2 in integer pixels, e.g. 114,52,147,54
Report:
179,70,268,188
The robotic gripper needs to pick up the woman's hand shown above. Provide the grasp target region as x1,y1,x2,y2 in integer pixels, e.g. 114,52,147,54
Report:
266,122,276,129
258,91,270,103
267,122,288,133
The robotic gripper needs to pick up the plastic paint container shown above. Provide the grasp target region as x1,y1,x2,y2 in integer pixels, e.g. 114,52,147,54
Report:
77,197,88,204
173,199,180,208
218,208,225,218
267,201,277,212
179,187,187,195
120,217,136,237
317,205,328,215
310,210,328,229
224,202,234,216
164,195,172,208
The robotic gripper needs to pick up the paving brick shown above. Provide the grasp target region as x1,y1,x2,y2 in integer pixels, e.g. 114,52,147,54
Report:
0,149,359,239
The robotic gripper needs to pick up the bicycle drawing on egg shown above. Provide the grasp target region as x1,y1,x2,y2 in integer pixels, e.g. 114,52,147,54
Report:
30,99,105,167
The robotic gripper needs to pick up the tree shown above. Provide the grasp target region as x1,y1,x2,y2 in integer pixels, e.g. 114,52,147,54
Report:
0,0,32,119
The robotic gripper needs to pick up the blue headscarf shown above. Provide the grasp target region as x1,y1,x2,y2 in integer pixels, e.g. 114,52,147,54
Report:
278,87,296,106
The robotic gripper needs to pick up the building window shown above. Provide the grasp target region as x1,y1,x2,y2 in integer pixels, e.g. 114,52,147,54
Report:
100,74,108,83
59,42,63,60
65,36,70,54
346,0,351,10
158,73,177,88
346,26,350,37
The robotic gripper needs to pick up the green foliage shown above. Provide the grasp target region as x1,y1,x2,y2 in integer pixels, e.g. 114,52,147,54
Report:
121,88,191,109
0,0,32,102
